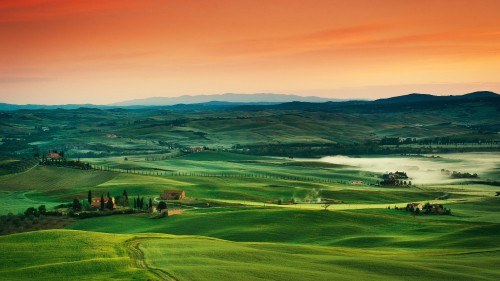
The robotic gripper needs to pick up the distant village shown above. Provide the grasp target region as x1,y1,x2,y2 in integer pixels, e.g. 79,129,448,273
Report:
55,188,187,220
390,202,452,216
441,169,479,179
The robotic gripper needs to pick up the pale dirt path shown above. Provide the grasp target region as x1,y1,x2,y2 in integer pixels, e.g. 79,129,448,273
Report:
209,197,484,211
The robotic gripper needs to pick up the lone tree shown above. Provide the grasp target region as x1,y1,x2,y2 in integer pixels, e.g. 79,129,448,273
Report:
157,201,167,212
87,190,92,204
321,203,331,211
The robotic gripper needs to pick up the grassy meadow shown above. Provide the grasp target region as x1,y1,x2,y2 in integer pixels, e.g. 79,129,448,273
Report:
140,236,500,281
0,230,154,281
0,151,498,280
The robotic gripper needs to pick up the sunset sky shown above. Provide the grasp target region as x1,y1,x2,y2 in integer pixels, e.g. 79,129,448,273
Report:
1,0,499,104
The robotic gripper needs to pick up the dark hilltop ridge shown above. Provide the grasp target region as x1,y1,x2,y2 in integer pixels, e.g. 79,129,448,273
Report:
374,91,499,104
0,91,498,111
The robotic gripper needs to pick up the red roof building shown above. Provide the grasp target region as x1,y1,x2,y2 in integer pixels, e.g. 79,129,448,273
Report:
47,152,62,159
91,197,116,209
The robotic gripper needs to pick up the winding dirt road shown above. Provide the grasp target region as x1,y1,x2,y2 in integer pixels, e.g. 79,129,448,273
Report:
125,238,178,281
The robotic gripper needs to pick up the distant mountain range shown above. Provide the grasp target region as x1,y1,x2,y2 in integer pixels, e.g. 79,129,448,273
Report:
110,93,342,106
0,91,497,111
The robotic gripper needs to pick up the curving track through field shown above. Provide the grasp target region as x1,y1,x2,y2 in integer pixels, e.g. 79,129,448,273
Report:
125,238,178,281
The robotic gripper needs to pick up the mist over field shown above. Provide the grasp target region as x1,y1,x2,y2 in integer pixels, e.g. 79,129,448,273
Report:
319,153,499,184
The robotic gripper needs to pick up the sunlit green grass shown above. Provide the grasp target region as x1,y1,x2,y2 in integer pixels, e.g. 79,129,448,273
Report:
0,152,499,280
68,207,500,250
0,166,117,191
0,191,64,214
0,230,152,281
141,237,500,281
1,227,498,281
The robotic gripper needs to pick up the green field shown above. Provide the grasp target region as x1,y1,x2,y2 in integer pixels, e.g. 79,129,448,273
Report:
0,228,498,281
140,237,500,281
0,149,499,279
68,206,500,249
1,98,498,159
0,230,154,281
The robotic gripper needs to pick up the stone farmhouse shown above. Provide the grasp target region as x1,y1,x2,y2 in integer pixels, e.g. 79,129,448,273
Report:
160,190,186,200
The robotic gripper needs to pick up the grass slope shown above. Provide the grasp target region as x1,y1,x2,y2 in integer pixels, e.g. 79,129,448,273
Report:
2,230,498,281
68,207,500,250
0,230,152,281
0,191,65,214
142,237,500,281
0,166,117,191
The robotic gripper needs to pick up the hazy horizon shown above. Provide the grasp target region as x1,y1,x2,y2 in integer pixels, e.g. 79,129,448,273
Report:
0,89,497,106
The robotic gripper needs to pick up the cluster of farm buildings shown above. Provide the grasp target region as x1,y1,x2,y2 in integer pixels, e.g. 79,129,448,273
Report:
380,171,412,186
87,189,186,217
404,202,451,215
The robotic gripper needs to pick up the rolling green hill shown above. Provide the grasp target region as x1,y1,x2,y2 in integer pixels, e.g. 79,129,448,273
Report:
0,230,153,281
1,94,498,158
68,206,500,250
141,236,500,281
0,166,117,192
1,229,498,281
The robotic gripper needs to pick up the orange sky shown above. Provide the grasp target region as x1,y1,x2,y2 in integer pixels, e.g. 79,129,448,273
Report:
1,0,499,104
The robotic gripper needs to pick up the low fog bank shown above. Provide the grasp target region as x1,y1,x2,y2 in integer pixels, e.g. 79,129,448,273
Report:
319,153,499,185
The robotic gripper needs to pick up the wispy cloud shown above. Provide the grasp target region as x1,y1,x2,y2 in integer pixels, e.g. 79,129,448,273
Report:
344,31,500,49
209,21,500,60
209,23,394,57
79,51,159,62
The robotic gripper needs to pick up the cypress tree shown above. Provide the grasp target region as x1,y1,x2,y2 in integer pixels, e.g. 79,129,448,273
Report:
133,198,137,209
149,198,153,211
87,190,92,204
100,194,105,211
122,190,128,206
106,194,114,210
